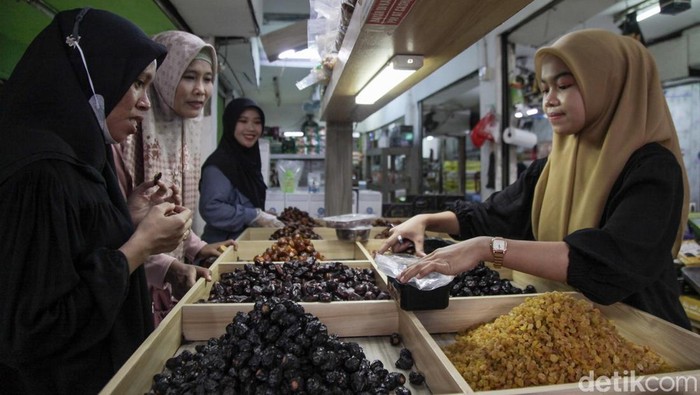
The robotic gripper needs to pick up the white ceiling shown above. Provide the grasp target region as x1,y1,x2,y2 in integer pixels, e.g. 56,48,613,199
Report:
171,0,263,37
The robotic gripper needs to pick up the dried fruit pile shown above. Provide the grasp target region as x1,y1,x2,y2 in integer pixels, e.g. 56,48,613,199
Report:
278,206,319,227
253,235,323,263
150,297,411,394
374,226,392,239
269,224,322,240
373,219,402,227
443,292,670,391
208,258,391,303
450,262,536,296
372,219,403,239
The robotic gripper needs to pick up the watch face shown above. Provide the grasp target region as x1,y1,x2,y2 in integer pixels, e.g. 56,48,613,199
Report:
493,239,506,251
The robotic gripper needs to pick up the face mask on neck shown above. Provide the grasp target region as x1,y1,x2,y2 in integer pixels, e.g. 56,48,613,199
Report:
66,8,116,145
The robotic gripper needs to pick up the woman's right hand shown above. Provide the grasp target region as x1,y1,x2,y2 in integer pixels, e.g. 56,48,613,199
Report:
127,179,181,226
376,215,429,256
119,203,193,273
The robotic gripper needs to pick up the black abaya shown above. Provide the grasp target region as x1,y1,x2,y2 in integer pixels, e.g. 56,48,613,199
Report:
0,8,167,393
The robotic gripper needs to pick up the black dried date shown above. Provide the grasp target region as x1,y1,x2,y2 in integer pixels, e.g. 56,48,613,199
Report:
149,297,407,394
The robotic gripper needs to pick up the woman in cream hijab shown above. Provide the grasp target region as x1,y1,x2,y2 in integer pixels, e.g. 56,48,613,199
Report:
378,29,690,329
116,31,235,324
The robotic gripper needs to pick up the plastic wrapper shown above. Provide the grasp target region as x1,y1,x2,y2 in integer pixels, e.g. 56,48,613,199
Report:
309,0,342,59
295,65,329,90
322,213,377,228
374,253,455,291
336,0,357,50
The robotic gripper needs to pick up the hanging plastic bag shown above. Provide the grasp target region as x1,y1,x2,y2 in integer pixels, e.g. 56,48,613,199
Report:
374,254,454,291
471,110,497,148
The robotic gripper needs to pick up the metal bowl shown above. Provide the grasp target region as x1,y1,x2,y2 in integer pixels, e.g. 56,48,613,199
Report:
335,226,372,242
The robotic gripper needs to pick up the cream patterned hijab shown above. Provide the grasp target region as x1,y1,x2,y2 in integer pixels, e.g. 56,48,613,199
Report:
531,29,688,255
121,31,217,213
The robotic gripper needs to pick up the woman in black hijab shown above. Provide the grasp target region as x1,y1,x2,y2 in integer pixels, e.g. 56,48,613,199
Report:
200,98,283,242
0,9,193,393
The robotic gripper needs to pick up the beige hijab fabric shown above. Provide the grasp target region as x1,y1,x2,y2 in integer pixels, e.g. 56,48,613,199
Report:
531,29,688,255
122,31,217,213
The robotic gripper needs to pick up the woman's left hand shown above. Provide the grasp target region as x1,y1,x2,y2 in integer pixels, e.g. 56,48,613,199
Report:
397,236,490,283
197,239,237,260
128,179,181,225
165,260,212,299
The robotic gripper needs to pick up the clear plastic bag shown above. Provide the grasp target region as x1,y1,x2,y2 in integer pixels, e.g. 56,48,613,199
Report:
309,0,342,61
295,65,329,90
276,160,304,193
374,254,455,291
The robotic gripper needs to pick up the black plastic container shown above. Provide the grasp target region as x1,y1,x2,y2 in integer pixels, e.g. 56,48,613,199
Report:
423,237,455,253
388,276,451,311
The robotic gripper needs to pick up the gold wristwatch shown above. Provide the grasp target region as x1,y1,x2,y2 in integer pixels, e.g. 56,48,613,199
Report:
490,237,507,268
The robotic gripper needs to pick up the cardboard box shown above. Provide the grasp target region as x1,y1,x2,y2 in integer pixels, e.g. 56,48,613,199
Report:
307,191,358,218
358,190,383,215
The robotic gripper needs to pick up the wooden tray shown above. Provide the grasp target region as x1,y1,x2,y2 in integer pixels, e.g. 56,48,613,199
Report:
100,298,467,394
216,240,373,262
414,293,700,394
237,226,399,241
236,226,338,241
193,260,391,305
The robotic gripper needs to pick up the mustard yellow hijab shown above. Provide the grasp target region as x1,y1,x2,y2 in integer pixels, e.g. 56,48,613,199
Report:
531,29,688,255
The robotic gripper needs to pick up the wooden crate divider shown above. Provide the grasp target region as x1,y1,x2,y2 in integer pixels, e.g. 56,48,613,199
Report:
216,239,372,263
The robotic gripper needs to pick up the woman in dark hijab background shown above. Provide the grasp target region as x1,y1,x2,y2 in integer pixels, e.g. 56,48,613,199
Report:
0,8,192,393
199,97,283,242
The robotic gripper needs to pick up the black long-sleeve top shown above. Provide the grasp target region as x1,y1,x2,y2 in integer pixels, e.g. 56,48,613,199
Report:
450,143,691,329
0,159,153,393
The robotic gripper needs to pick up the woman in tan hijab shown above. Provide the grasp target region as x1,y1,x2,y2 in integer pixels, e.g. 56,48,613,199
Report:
378,29,690,329
115,31,235,325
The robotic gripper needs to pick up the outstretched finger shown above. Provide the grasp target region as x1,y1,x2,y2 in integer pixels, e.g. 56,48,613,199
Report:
152,181,170,199
169,184,182,205
195,266,212,282
375,237,394,255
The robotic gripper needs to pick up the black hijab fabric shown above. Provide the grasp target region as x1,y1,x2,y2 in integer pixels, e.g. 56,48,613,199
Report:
0,8,167,393
201,98,267,208
0,8,166,176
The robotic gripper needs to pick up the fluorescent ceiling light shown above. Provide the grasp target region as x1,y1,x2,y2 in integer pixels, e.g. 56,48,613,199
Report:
636,4,661,21
356,55,424,105
278,47,321,62
526,108,539,116
514,112,524,118
284,131,304,137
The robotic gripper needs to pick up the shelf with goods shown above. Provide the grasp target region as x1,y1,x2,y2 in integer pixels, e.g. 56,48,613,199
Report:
266,119,326,191
364,146,413,203
268,153,325,191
